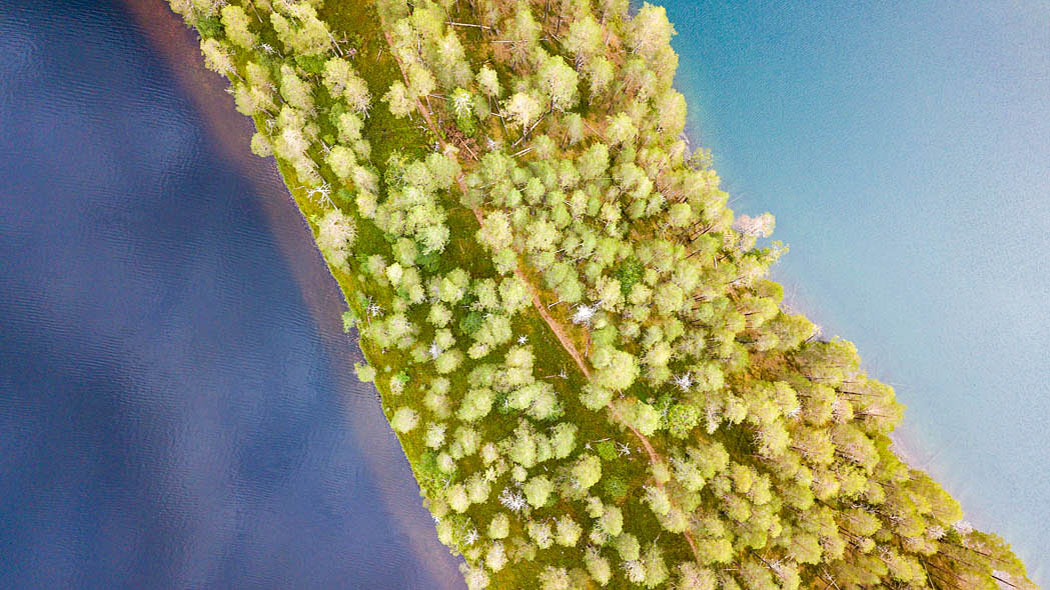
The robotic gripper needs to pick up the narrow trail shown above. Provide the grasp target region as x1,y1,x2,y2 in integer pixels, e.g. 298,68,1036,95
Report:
380,25,701,567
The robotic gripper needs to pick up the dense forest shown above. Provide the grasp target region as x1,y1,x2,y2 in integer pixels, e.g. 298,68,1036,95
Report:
165,0,1034,588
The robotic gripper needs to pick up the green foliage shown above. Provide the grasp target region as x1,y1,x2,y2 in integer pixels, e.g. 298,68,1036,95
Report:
458,310,484,336
390,407,419,433
294,54,326,74
523,476,554,508
595,440,617,462
219,5,255,49
602,475,628,502
172,0,1035,588
194,16,222,39
615,256,644,297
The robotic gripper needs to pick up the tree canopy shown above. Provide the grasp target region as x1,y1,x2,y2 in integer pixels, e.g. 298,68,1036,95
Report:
169,0,1035,588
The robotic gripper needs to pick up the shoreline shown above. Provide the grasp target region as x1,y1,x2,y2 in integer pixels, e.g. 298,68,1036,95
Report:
677,101,1000,537
122,1,463,586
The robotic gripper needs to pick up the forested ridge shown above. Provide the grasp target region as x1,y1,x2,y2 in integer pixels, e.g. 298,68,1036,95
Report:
165,0,1034,588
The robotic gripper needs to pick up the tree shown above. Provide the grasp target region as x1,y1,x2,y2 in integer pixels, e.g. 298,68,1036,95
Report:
434,349,463,373
590,347,639,391
587,56,615,96
563,112,586,145
525,218,559,252
584,547,612,586
323,58,371,113
694,537,732,565
504,92,543,131
488,513,510,539
642,543,669,588
527,519,555,548
507,422,540,468
433,30,471,88
572,454,602,490
666,404,700,438
596,504,623,537
383,81,415,118
270,4,330,55
477,211,514,250
335,111,364,144
629,401,662,436
666,202,693,228
498,275,531,314
446,483,469,512
538,566,571,590
628,3,675,61
549,422,578,459
653,282,684,315
315,209,356,271
622,559,646,584
654,89,687,136
486,542,508,572
675,563,717,590
577,143,609,181
199,38,233,75
456,387,493,422
234,83,272,116
354,362,376,383
220,5,256,49
460,563,489,590
579,384,614,411
554,515,582,546
565,14,602,62
390,407,419,433
605,112,638,146
503,2,541,64
424,390,451,419
469,314,514,359
424,422,446,449
407,63,436,100
643,484,671,516
733,212,775,238
613,532,640,561
538,54,579,111
466,471,491,502
325,145,356,180
250,132,272,157
476,65,502,98
449,87,476,127
280,64,314,111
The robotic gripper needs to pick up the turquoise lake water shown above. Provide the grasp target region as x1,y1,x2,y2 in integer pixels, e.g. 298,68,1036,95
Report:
666,0,1049,583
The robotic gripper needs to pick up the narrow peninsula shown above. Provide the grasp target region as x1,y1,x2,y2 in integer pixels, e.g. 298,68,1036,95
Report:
165,1,1034,588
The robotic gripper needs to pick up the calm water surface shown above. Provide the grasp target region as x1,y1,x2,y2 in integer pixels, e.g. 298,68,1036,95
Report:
0,0,462,587
667,0,1050,583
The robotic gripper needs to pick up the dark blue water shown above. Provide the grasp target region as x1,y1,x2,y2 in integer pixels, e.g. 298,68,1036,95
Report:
667,0,1050,583
0,1,461,587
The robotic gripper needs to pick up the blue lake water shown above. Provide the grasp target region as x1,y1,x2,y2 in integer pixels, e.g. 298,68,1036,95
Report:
667,0,1050,583
0,0,462,587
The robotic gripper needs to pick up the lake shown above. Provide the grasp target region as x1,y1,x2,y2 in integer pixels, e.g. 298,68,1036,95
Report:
0,0,463,587
666,0,1050,584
